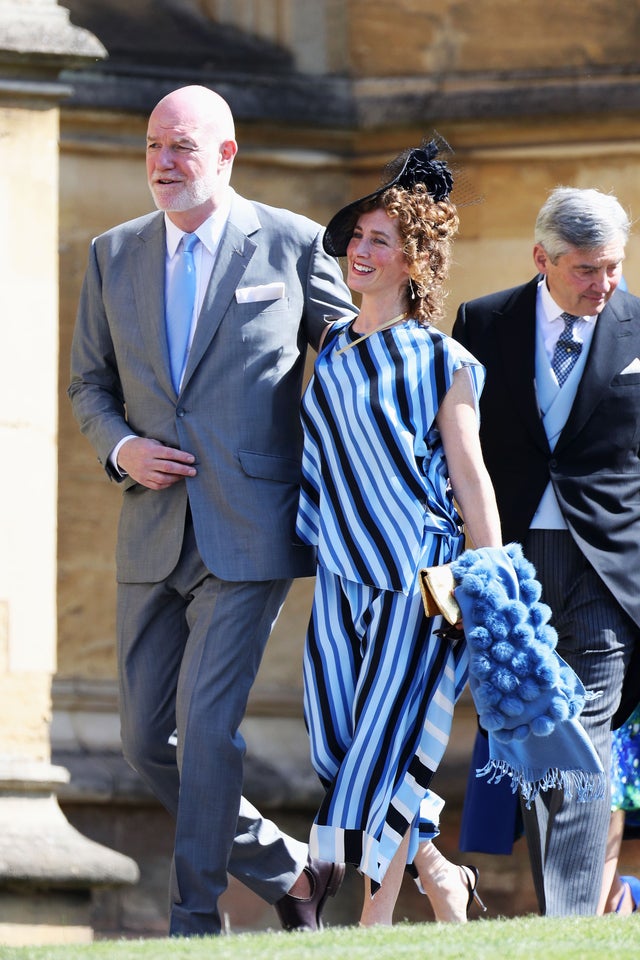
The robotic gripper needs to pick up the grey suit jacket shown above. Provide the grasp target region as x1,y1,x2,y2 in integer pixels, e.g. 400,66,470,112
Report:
69,192,356,583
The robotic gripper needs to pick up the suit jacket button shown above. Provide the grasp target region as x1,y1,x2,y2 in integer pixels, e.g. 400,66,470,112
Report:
549,458,557,468
176,408,185,418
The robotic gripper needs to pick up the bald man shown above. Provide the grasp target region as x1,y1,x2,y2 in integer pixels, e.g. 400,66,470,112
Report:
69,85,355,937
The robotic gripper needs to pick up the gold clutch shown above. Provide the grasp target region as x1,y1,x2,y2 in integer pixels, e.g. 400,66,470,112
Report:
419,563,461,625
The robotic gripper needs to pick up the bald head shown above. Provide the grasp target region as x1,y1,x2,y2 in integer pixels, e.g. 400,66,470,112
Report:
146,85,238,230
150,85,236,144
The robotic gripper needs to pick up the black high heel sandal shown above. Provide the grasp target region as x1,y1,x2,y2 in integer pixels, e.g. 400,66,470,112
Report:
461,865,487,915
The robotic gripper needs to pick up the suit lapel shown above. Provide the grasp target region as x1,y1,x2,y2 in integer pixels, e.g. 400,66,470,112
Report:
495,279,550,453
556,295,638,452
131,213,176,398
181,195,260,389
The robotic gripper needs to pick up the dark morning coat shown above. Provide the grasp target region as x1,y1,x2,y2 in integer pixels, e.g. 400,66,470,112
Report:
453,277,640,722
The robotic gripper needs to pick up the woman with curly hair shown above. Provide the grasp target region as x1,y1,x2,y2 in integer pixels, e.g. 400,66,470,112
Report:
295,143,502,925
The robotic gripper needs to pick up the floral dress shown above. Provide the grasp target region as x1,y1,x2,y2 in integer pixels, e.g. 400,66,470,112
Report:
611,703,640,830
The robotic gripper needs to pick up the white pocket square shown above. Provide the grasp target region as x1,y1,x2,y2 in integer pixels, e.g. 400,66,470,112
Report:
620,357,640,374
235,282,285,304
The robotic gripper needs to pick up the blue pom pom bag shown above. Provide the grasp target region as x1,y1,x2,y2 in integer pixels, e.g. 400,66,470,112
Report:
452,543,605,805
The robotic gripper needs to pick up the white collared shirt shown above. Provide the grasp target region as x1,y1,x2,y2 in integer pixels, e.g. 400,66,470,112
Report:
537,278,597,364
163,190,233,362
531,279,597,529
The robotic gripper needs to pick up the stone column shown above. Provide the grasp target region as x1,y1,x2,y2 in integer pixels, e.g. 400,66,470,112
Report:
0,1,138,946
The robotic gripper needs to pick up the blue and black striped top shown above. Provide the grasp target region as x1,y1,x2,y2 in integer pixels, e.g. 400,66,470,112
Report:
296,317,484,593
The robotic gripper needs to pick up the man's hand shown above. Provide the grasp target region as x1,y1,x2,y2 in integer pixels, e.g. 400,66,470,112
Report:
117,437,197,490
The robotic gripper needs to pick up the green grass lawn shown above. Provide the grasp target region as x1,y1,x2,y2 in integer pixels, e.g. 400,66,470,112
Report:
1,915,638,960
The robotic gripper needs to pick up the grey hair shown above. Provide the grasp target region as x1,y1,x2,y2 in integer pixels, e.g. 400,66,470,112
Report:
534,186,630,262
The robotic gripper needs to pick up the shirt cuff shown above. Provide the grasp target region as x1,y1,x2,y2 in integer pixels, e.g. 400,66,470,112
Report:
109,434,138,477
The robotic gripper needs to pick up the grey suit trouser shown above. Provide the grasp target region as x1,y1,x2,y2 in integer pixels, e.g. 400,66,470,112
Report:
116,517,307,936
521,530,637,916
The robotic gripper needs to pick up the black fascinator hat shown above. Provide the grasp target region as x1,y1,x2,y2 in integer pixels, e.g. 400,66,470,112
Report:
323,138,455,258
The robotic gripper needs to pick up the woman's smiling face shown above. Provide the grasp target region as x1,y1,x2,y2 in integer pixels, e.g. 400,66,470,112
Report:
346,207,410,299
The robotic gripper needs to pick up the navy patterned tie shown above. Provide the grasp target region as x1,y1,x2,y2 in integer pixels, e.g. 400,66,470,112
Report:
166,232,199,392
551,312,582,387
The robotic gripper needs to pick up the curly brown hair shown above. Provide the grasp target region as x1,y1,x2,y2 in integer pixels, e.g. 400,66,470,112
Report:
359,183,459,326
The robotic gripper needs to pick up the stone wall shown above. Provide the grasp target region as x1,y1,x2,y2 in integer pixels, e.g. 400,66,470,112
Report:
347,0,640,75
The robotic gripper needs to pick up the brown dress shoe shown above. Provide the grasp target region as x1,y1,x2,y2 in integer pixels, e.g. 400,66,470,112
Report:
274,856,345,931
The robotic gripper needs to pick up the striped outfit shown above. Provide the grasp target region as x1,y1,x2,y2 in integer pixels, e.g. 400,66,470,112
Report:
296,317,484,885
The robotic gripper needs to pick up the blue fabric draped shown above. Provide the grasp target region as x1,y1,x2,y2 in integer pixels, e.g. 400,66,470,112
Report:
452,543,605,806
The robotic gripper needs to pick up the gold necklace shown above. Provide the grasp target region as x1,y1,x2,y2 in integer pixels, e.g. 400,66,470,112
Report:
335,311,408,356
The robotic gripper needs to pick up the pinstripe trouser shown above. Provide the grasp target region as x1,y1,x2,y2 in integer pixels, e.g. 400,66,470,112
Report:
521,529,637,916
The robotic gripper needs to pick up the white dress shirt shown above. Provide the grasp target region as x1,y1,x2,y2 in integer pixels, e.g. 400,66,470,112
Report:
531,279,597,529
163,193,232,370
537,278,596,368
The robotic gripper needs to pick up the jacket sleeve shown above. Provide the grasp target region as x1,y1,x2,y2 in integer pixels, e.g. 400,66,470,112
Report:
68,239,133,479
451,301,469,349
302,229,357,351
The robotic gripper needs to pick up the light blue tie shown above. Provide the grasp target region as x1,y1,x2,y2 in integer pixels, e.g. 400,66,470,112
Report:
166,232,199,392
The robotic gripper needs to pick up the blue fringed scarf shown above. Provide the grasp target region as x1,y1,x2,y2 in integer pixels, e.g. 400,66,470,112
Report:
452,543,605,806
